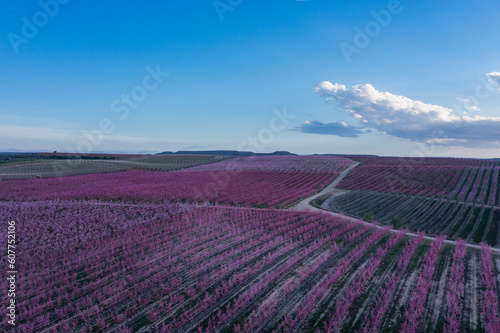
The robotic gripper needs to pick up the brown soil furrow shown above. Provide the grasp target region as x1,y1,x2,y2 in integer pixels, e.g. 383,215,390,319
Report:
131,239,313,332
451,205,475,239
192,235,351,333
40,226,276,332
481,206,495,243
494,255,500,316
334,242,411,332
378,243,428,331
347,245,405,329
310,258,372,330
466,206,485,243
256,233,373,331
238,248,335,329
157,225,357,333
289,234,391,333
226,244,352,333
434,203,464,236
463,249,480,331
64,220,303,333
420,244,453,332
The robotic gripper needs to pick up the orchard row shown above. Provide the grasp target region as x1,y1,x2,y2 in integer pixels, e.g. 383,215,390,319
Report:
0,169,344,209
0,155,231,180
328,190,500,246
1,202,499,332
339,165,500,205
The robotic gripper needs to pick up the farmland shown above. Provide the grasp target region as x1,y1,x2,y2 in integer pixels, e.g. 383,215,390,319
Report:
312,156,500,249
338,157,500,204
325,190,500,246
0,155,231,180
0,156,351,208
1,154,500,332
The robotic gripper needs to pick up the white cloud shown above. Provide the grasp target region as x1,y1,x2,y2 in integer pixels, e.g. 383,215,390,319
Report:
487,71,500,88
457,98,480,112
313,81,500,146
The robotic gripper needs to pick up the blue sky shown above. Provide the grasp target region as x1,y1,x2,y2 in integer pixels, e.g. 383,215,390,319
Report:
1,0,499,157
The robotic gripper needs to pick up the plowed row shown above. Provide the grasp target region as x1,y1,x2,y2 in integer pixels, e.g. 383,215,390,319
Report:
327,190,500,246
339,165,500,206
2,201,499,332
0,155,230,180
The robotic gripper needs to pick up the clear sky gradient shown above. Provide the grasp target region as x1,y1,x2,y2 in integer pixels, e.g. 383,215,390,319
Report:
1,0,499,157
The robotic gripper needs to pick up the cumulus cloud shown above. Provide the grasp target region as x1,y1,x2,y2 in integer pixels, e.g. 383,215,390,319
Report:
313,81,500,146
294,120,366,137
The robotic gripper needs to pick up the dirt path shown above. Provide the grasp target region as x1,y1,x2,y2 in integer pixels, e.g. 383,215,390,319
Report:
290,162,500,254
293,162,360,211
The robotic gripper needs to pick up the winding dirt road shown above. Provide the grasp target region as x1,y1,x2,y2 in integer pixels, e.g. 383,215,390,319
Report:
291,162,500,253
